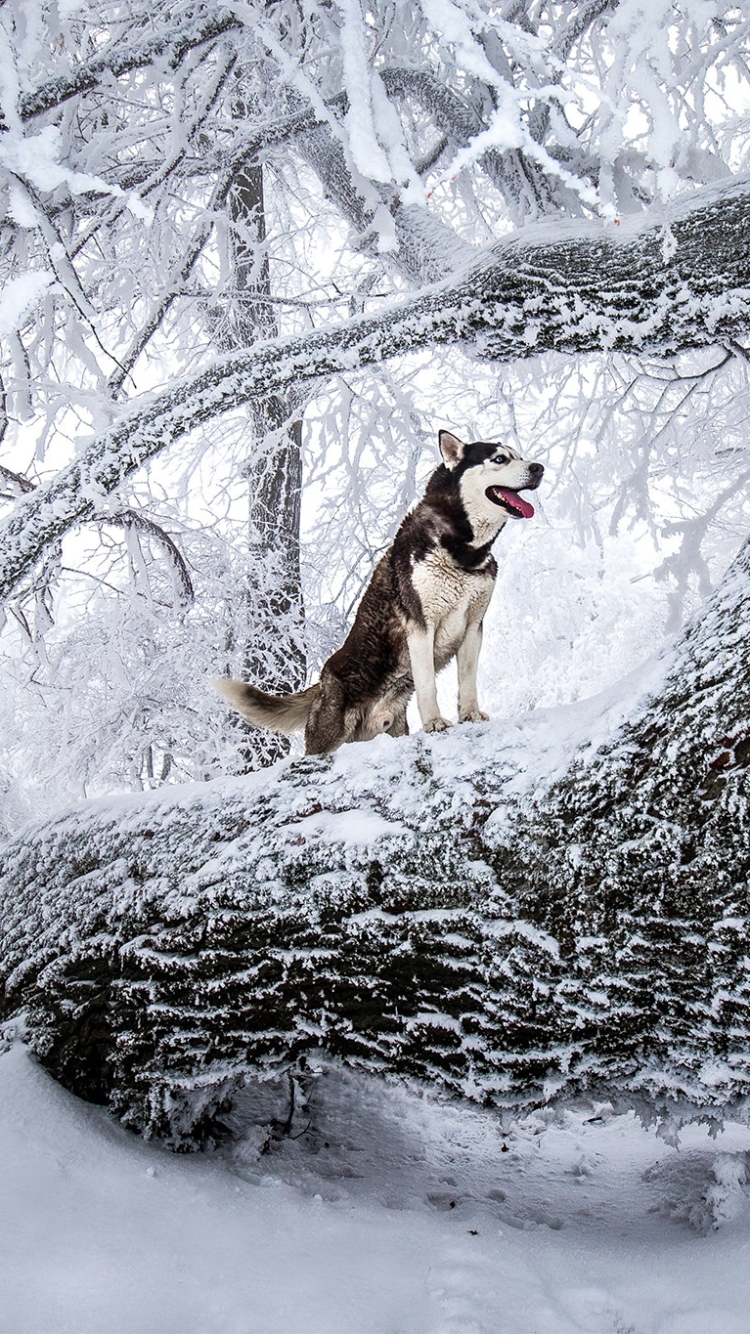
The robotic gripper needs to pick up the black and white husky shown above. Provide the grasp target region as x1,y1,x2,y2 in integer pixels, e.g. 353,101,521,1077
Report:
216,430,543,754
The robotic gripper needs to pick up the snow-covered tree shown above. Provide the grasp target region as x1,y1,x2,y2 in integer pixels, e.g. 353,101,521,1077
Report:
2,0,750,818
3,0,750,1136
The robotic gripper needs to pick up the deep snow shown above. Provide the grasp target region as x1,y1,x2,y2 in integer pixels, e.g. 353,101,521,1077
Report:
2,1043,750,1334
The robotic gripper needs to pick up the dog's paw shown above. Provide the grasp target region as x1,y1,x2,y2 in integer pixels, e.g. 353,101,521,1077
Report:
459,709,490,723
423,716,452,733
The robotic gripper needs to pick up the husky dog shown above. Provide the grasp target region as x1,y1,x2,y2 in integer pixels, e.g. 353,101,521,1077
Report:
216,430,543,754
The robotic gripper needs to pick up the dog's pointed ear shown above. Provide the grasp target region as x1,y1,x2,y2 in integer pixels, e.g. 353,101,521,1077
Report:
438,430,465,470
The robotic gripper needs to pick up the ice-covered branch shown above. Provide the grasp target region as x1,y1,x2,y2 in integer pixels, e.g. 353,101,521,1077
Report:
104,510,194,608
381,66,559,218
14,9,241,124
2,178,750,603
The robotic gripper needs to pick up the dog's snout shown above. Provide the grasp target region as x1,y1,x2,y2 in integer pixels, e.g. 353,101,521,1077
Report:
528,462,544,477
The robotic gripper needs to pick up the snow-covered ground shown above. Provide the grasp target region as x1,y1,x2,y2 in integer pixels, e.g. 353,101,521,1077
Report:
2,1043,750,1334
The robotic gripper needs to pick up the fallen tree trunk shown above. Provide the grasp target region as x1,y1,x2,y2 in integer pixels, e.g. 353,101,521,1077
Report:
2,536,750,1146
3,176,750,603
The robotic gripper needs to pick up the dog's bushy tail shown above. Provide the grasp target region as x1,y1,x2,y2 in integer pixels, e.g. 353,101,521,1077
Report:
214,678,320,735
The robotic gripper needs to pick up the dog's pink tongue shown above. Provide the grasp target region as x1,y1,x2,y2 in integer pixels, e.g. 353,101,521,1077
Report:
498,488,535,518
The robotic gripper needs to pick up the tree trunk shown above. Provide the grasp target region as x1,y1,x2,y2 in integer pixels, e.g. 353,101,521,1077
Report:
2,531,749,1146
225,161,306,766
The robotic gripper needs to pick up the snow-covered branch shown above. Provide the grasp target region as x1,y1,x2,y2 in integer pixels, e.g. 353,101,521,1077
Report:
14,8,241,124
104,510,194,608
380,66,558,219
2,179,750,604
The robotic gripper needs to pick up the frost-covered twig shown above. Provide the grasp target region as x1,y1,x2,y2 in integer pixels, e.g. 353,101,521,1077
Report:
103,510,194,608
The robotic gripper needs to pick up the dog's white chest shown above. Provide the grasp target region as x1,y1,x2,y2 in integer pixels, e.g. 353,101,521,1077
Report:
410,547,493,663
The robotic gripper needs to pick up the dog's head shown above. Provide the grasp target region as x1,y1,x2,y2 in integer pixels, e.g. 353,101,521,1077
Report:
437,430,544,529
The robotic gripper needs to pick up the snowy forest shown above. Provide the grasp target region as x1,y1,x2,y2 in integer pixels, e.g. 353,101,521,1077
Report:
2,1,750,1329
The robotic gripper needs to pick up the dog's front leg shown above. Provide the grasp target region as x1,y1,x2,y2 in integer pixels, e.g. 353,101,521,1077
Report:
407,625,452,733
457,620,489,723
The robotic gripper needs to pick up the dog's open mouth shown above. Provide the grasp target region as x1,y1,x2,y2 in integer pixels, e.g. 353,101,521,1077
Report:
485,486,535,519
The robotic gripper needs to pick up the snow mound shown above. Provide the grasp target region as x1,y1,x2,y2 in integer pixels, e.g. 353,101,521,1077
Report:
2,1044,750,1334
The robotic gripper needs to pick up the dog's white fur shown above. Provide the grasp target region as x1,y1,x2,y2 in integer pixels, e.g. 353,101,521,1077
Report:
407,434,537,732
409,545,493,730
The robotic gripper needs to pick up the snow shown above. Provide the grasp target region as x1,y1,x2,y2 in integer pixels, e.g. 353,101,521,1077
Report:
335,0,392,184
2,1043,750,1334
0,123,153,221
0,272,53,340
287,806,411,846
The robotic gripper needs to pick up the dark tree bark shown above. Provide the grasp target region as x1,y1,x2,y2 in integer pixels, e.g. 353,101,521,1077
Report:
2,177,749,605
224,160,306,766
2,528,749,1146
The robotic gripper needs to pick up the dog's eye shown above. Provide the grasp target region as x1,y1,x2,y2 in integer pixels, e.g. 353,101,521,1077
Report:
492,455,509,465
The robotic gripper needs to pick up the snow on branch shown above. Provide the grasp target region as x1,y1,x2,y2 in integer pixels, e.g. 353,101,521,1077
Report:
2,178,750,604
102,510,194,608
13,9,242,125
